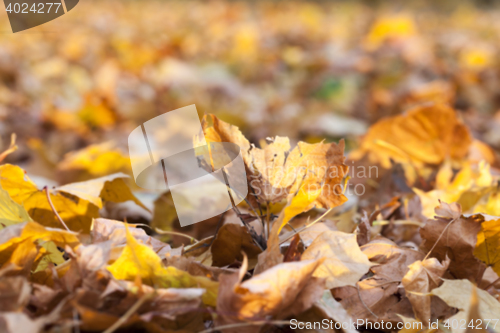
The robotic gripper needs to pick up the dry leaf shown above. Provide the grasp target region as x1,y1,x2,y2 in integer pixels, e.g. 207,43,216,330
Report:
474,218,500,276
350,104,472,168
301,230,373,289
402,257,450,323
107,225,218,306
432,279,500,333
201,114,348,208
216,258,325,331
420,202,486,281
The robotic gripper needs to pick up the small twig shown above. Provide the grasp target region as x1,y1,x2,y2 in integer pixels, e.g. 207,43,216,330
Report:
357,283,378,319
103,292,154,333
154,228,199,243
372,220,422,227
266,202,270,240
44,186,70,231
279,207,333,245
198,320,300,333
483,276,500,291
221,168,264,250
0,133,17,163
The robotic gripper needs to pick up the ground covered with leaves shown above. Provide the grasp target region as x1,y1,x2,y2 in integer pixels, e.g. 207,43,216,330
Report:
2,1,500,333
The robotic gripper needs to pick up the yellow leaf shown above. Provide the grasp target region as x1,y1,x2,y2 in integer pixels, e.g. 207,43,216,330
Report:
0,164,105,232
57,142,130,181
34,241,65,272
0,186,32,228
415,161,494,218
350,104,472,169
107,225,218,306
364,14,417,49
57,173,149,211
278,185,321,233
474,218,500,276
0,221,79,273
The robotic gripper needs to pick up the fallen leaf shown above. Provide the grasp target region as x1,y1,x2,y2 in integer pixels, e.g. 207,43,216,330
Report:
362,236,424,281
350,104,472,168
420,202,486,281
107,225,218,306
57,173,148,211
210,223,262,267
201,114,348,208
217,258,325,331
302,230,373,289
0,221,80,274
0,186,32,228
315,290,358,333
474,218,500,276
402,257,450,323
432,279,500,333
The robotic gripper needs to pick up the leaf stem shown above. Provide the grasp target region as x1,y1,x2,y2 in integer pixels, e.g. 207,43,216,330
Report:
279,207,333,245
266,202,270,240
43,186,70,231
198,320,300,333
154,228,199,243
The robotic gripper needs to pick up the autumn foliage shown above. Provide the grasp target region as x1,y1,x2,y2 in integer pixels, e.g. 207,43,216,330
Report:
2,1,500,333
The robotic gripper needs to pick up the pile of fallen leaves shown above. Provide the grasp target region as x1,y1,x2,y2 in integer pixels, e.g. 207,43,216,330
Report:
3,1,500,332
1,105,500,333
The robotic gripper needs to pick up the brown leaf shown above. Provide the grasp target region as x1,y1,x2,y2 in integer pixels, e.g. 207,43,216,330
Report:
216,258,325,332
362,236,425,281
210,223,262,267
332,277,413,326
402,257,450,323
420,203,486,281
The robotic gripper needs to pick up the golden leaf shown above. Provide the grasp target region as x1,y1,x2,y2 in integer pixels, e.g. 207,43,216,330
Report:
0,186,32,228
350,104,472,168
474,218,500,276
107,225,218,306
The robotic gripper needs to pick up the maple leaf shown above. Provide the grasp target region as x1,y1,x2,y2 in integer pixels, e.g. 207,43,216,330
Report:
58,173,149,211
362,236,424,281
200,114,348,209
210,223,262,267
415,161,494,218
420,202,486,281
402,257,450,323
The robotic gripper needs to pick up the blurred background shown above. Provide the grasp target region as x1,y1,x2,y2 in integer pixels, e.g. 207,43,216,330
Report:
1,0,500,236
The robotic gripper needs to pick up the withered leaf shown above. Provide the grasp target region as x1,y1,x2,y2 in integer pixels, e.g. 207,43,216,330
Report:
301,230,373,289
